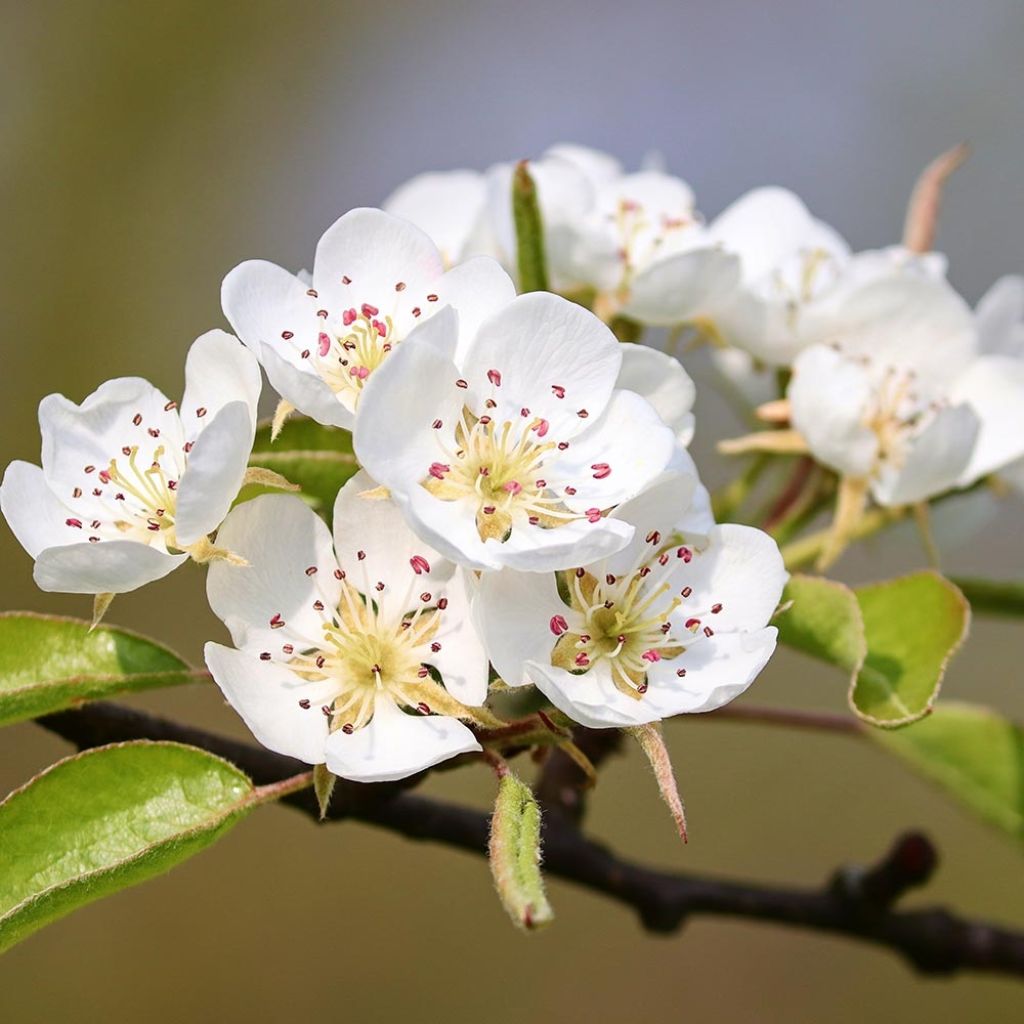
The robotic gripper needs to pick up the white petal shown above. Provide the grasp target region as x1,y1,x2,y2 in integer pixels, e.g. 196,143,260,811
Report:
670,524,787,632
383,170,489,267
353,308,465,488
221,259,322,371
602,470,697,578
709,187,849,283
1,460,76,558
174,403,255,546
180,330,261,441
206,494,341,653
952,355,1024,483
527,660,663,729
623,247,740,326
204,642,332,764
550,390,676,511
332,470,450,619
475,566,568,688
259,343,354,428
39,378,185,492
324,693,479,782
615,346,696,444
975,275,1024,357
460,292,622,439
34,541,186,594
426,568,490,705
313,208,444,310
644,628,778,714
871,404,980,506
789,346,878,478
544,143,623,186
432,257,516,362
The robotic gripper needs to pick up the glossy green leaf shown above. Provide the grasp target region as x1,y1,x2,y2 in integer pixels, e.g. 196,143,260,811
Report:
874,702,1024,843
776,574,866,676
950,576,1024,618
853,571,969,727
0,613,197,728
247,416,359,514
0,742,256,953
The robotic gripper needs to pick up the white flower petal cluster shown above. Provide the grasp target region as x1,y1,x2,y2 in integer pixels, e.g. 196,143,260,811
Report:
222,208,515,429
205,475,488,783
1,331,260,594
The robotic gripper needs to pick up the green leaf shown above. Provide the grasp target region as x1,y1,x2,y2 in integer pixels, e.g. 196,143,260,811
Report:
874,702,1024,843
776,574,866,675
950,576,1024,618
0,613,197,728
247,416,359,514
0,741,256,953
488,771,553,930
512,160,549,293
853,571,969,727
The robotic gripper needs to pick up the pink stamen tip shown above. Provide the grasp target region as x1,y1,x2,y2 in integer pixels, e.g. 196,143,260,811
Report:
503,480,522,495
318,332,331,357
372,319,387,337
646,530,661,545
677,546,692,562
591,462,611,479
429,462,450,479
361,303,379,318
549,614,569,636
98,470,111,484
711,603,723,614
437,597,448,610
66,518,82,528
574,652,590,667
531,418,549,437
410,555,431,575
270,613,285,629
551,384,565,399
641,650,661,663
349,365,370,379
585,508,602,523
685,618,701,631
343,308,357,326
487,369,502,386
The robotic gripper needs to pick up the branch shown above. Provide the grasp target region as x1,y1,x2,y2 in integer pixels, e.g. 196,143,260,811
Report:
35,702,1024,980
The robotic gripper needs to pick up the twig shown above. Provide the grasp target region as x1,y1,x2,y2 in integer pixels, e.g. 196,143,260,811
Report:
33,702,1024,979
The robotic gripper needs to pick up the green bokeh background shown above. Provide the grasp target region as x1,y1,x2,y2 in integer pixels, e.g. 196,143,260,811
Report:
1,2,1022,1020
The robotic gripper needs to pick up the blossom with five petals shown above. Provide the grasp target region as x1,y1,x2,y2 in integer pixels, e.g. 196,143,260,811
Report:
0,331,260,594
221,208,515,429
204,474,490,782
474,473,786,728
354,293,677,571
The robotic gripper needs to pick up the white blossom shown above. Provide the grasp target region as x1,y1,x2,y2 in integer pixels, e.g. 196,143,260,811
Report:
204,474,490,783
0,331,260,594
353,294,677,572
221,207,515,429
475,472,786,728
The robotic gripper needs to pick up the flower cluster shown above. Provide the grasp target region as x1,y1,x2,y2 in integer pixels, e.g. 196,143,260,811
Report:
15,140,1018,786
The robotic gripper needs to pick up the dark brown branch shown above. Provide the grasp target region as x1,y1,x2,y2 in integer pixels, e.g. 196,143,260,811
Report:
36,702,1024,980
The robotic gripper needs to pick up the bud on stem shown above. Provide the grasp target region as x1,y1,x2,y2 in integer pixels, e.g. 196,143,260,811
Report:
488,771,554,930
512,161,550,294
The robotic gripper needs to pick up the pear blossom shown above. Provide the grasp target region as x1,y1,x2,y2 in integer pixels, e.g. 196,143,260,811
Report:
475,473,786,728
205,475,491,783
383,170,495,269
221,207,515,430
789,272,981,507
702,187,851,364
354,294,677,572
950,274,1024,488
0,331,260,595
616,344,697,446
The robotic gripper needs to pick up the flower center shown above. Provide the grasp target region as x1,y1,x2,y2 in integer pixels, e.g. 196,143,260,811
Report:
103,444,181,543
550,540,723,699
269,572,455,735
421,405,580,543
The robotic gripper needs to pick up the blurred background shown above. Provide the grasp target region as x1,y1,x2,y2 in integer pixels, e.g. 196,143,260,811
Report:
1,1,1022,1020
